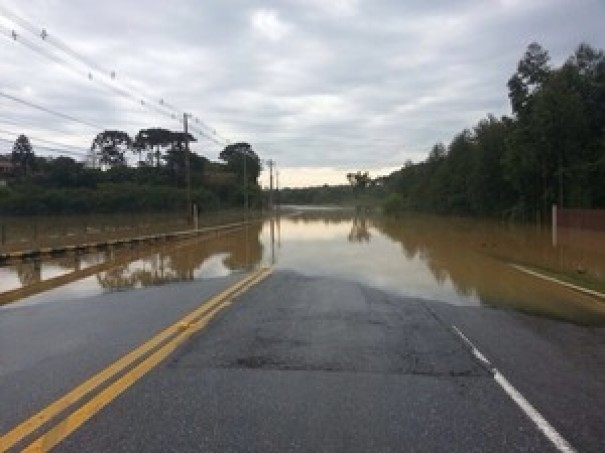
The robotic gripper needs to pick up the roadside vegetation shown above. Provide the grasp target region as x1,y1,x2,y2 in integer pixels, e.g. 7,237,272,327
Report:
272,42,605,223
0,134,262,215
382,42,605,222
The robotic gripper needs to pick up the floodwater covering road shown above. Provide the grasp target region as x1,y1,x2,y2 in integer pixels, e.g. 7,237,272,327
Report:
1,207,604,452
2,207,604,325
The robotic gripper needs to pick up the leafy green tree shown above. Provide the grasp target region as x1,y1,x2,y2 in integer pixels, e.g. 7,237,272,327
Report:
504,42,553,221
34,156,99,188
564,43,605,207
91,130,132,168
219,142,261,183
427,143,446,163
470,115,514,216
163,132,196,181
133,128,173,167
346,171,372,190
507,42,551,117
11,134,35,176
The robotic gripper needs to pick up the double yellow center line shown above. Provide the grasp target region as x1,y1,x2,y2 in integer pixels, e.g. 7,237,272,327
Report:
1,267,272,452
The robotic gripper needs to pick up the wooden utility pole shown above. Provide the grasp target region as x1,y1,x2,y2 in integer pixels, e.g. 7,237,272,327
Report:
267,159,274,209
184,113,192,223
275,167,280,208
243,148,248,220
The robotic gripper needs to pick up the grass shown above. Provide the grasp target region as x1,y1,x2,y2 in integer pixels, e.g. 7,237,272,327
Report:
517,262,605,296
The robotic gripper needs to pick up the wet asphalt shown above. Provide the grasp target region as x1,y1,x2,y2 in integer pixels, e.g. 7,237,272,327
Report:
1,271,604,452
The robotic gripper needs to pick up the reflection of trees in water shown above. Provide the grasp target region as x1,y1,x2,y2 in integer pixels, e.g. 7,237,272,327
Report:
15,260,42,287
376,215,605,308
98,265,137,289
348,216,371,243
289,210,375,243
375,217,505,300
96,222,263,290
289,210,356,226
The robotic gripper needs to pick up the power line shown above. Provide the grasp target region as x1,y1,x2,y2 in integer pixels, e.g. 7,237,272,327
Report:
2,23,226,146
0,137,87,158
0,6,229,146
0,115,83,137
0,24,181,127
0,127,89,152
0,91,103,130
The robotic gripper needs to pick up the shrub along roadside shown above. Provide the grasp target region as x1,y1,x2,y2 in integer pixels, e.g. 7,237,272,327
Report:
0,183,220,215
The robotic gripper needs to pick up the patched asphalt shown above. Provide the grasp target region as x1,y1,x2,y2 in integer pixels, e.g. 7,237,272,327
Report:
51,271,605,452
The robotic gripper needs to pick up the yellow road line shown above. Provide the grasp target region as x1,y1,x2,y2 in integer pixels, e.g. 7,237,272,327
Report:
0,267,271,452
24,268,272,452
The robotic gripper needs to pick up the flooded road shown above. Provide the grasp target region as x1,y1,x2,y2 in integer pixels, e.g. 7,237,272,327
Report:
1,208,604,325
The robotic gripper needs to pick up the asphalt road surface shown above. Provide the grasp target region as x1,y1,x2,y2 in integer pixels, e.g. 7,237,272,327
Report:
1,270,604,452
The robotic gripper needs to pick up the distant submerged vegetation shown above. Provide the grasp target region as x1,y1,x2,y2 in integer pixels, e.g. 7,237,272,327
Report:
0,129,262,215
382,42,605,222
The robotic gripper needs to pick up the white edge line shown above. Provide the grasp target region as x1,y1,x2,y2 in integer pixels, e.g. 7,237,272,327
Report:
493,371,576,453
451,325,576,453
451,325,492,369
509,264,605,300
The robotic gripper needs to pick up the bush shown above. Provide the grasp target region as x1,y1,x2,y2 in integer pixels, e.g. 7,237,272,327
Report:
382,193,405,215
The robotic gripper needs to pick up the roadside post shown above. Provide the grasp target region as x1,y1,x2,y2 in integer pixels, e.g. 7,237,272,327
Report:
193,204,199,231
552,204,557,247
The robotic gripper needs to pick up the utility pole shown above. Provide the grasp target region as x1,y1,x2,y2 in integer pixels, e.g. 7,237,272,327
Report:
267,159,274,210
275,167,280,208
243,148,248,220
184,113,192,223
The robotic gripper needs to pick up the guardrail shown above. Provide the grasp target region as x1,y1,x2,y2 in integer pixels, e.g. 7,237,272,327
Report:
0,220,259,265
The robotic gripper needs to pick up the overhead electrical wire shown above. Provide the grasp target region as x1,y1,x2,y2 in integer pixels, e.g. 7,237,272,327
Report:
0,114,84,137
0,91,103,130
0,127,90,152
0,5,230,146
0,137,87,158
0,24,181,128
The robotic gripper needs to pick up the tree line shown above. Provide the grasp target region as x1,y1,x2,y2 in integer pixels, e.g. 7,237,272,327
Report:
383,42,605,222
1,128,262,215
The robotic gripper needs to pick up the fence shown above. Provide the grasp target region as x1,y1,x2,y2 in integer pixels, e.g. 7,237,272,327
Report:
552,205,605,248
554,207,605,232
0,209,257,253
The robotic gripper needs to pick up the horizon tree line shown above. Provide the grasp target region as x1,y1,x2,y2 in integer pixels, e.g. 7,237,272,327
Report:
384,41,605,222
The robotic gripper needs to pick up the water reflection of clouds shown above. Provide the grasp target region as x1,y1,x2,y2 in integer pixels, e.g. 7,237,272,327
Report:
193,253,232,279
0,268,22,293
267,220,481,306
267,220,353,241
3,276,104,308
4,252,237,308
41,264,72,281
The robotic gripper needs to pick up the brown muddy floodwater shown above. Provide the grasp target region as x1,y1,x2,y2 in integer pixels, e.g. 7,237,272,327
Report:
1,207,604,326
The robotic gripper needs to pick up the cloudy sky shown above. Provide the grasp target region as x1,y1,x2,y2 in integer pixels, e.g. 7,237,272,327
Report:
1,0,603,187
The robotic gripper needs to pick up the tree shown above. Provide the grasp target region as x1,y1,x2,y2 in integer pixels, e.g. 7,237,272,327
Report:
470,115,514,216
219,142,261,183
38,156,94,188
346,171,371,189
507,42,551,116
427,143,446,163
91,130,132,168
564,43,605,207
11,134,35,176
163,131,197,181
346,171,373,202
133,128,173,167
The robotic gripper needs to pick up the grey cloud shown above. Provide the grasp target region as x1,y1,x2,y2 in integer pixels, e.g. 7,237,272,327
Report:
1,0,604,183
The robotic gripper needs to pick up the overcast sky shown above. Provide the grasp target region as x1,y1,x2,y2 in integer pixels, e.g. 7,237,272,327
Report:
1,0,603,187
